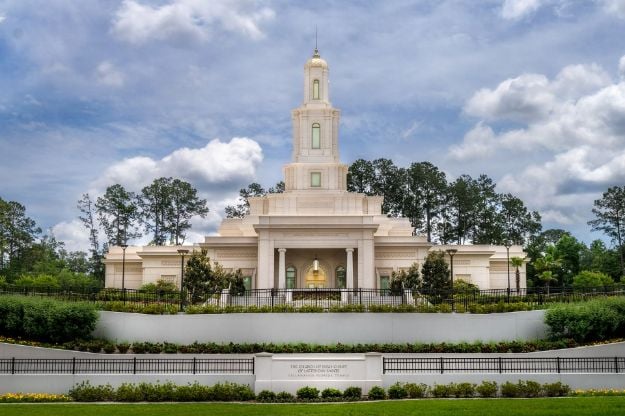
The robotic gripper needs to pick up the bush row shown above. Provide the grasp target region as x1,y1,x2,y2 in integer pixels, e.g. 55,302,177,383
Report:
67,381,570,402
56,337,588,354
69,381,254,402
0,393,71,403
545,297,625,342
0,296,98,343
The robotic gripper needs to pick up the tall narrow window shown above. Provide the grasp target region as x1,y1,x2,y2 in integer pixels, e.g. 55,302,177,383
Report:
311,172,321,187
286,266,296,289
313,79,320,100
336,266,346,289
312,123,320,149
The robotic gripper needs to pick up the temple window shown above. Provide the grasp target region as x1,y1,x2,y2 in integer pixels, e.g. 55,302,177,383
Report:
286,266,296,289
311,172,321,187
313,79,320,99
336,266,346,289
312,123,321,148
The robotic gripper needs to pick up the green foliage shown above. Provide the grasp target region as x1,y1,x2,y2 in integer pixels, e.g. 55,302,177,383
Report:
545,297,625,342
256,390,277,402
321,388,343,399
543,382,570,397
476,381,498,398
500,382,520,398
69,381,255,402
453,382,476,398
296,386,319,400
588,186,625,277
572,271,614,290
140,279,178,292
431,384,454,398
95,184,141,246
516,380,542,398
0,296,97,342
342,386,362,399
390,263,421,294
367,386,386,400
275,391,295,402
387,383,408,399
404,383,428,398
421,251,450,293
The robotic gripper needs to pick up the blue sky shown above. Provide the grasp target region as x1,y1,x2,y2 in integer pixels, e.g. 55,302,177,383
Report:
1,0,625,251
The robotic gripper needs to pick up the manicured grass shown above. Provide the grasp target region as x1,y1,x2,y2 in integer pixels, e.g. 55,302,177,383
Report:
1,397,625,416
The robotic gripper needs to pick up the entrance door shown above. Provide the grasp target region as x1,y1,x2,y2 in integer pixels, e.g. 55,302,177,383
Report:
304,265,327,288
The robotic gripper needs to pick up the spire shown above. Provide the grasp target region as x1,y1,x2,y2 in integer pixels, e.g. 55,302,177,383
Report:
313,25,320,58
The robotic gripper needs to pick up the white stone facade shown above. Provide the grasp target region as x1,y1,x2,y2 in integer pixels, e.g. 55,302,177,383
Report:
104,49,526,291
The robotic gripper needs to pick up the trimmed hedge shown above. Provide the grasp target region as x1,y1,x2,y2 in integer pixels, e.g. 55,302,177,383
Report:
0,296,98,343
545,297,625,342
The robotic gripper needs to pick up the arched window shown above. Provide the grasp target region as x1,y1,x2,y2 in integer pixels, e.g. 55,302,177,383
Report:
286,266,297,289
336,266,346,289
313,79,320,100
312,123,320,149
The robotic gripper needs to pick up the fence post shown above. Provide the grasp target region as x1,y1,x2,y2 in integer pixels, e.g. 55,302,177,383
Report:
556,357,561,374
133,357,137,374
11,357,15,375
440,357,444,374
193,357,196,375
615,357,619,374
72,357,76,375
498,357,503,374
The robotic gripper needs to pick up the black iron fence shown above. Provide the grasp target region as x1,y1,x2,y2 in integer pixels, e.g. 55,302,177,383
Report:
1,285,623,311
0,358,254,375
383,357,625,374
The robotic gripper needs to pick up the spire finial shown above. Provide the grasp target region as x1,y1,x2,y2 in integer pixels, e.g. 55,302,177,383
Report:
313,25,320,58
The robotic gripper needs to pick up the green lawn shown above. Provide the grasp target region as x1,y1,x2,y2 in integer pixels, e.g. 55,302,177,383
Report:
2,397,625,416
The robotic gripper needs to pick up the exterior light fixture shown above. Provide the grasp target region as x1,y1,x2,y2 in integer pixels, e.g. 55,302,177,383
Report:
313,255,319,273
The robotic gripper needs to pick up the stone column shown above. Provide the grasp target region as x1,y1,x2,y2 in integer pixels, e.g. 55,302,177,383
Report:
278,248,287,289
346,248,354,289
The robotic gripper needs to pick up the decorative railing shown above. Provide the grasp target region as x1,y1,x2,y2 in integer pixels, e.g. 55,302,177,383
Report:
382,357,625,374
0,285,623,311
0,358,254,374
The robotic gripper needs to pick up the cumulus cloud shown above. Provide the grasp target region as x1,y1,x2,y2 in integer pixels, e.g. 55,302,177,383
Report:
453,56,625,225
0,14,5,24
52,219,91,253
91,137,263,193
501,0,543,20
96,61,124,87
620,55,625,79
111,0,275,45
600,0,625,18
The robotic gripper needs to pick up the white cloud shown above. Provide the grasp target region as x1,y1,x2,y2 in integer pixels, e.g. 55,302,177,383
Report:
600,0,625,18
453,56,625,227
52,219,91,253
91,137,263,193
501,0,544,20
0,14,5,24
96,61,124,87
111,0,274,45
619,55,625,79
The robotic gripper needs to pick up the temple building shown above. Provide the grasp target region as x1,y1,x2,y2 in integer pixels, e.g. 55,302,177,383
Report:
104,49,526,291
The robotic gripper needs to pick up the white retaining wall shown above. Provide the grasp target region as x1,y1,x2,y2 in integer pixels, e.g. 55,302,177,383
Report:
93,310,549,344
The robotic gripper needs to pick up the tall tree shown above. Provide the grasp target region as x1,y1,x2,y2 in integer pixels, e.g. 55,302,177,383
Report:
139,177,173,245
95,184,141,246
77,193,99,256
0,198,40,273
404,162,447,241
371,158,405,216
167,179,209,245
421,251,451,293
347,159,376,195
498,194,542,245
588,186,625,277
224,181,284,218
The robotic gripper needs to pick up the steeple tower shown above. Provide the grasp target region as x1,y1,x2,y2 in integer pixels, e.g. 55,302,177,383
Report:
284,49,346,191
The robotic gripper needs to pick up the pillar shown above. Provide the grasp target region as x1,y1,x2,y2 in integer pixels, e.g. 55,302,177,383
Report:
346,248,354,289
278,248,287,289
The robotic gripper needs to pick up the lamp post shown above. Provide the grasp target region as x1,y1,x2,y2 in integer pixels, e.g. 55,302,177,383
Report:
177,248,189,312
445,248,458,312
504,241,511,303
120,244,128,304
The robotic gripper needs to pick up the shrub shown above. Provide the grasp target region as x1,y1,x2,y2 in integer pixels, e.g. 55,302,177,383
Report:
296,386,319,400
387,382,408,399
0,393,71,403
117,342,130,354
342,386,362,399
405,383,428,398
517,380,542,398
543,382,570,397
545,298,625,342
102,342,116,354
69,381,115,402
0,296,98,343
131,342,147,354
573,271,614,291
500,382,520,398
210,382,255,401
367,386,386,400
275,391,295,402
256,390,276,402
476,381,498,398
453,382,476,398
115,383,143,402
321,388,343,399
431,383,454,398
